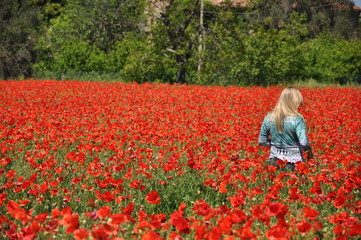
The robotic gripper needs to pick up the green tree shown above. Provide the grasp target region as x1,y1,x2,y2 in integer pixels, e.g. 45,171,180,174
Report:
0,0,40,79
249,0,359,39
34,0,145,76
302,34,361,84
64,0,145,52
31,0,361,85
29,0,70,22
154,0,200,84
196,1,247,86
118,35,177,83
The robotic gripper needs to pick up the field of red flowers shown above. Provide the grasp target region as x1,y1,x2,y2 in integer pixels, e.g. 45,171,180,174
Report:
0,80,360,240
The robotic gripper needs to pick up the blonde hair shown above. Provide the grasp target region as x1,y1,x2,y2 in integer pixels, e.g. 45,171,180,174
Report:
270,87,303,133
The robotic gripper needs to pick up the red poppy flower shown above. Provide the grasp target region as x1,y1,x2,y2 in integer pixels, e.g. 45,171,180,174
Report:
72,177,81,184
0,192,6,206
238,227,256,239
297,221,312,233
7,200,28,221
334,194,347,209
96,206,111,219
150,213,166,229
74,228,89,240
348,223,361,236
111,213,126,224
51,208,61,218
91,223,116,239
146,191,161,204
303,207,320,220
229,195,246,208
266,226,290,240
122,202,135,215
288,187,300,201
193,199,211,216
169,211,190,234
34,212,48,223
60,214,79,234
267,202,288,218
141,231,161,240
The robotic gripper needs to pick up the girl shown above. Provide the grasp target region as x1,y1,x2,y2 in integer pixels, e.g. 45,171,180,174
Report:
258,87,313,171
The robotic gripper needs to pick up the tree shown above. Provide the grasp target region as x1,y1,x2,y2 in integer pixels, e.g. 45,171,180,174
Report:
249,0,359,39
34,0,146,76
196,1,247,85
0,0,40,79
155,0,200,84
29,0,70,22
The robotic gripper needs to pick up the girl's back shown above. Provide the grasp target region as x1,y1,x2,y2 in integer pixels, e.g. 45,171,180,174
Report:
258,86,313,170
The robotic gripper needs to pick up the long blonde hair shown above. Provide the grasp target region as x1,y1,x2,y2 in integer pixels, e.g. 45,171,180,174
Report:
270,87,303,133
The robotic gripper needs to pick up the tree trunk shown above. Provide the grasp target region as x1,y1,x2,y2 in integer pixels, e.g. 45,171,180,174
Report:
176,54,186,84
145,0,170,33
176,67,186,84
0,58,11,80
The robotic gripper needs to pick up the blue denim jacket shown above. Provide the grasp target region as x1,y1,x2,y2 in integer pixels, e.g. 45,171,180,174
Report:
258,114,311,163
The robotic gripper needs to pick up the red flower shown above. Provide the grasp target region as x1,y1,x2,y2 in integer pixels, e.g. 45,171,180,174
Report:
74,228,89,240
18,199,31,206
297,221,312,233
7,200,28,221
72,177,81,184
231,209,247,224
60,214,79,234
122,202,135,215
252,188,264,195
141,231,161,240
329,211,349,224
130,179,144,189
96,206,111,219
0,192,6,206
111,213,126,224
187,159,196,169
266,226,290,240
150,213,166,229
267,202,288,218
169,211,190,234
229,195,246,208
146,191,161,204
288,187,300,201
34,212,48,223
303,207,320,220
101,191,116,203
252,205,270,224
51,207,61,218
50,180,59,187
238,227,256,239
309,181,322,195
209,226,223,240
348,223,361,236
334,193,347,208
91,223,116,239
193,199,211,216
50,189,60,196
333,224,343,234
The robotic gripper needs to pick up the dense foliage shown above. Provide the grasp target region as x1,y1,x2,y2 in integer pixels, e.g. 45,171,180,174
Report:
1,0,361,85
0,80,360,239
0,0,40,79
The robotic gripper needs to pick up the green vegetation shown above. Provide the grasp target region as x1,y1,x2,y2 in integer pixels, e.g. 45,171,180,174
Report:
1,0,361,85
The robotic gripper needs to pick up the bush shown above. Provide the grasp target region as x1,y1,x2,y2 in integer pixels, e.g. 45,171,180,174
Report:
34,38,108,75
119,37,177,84
302,34,361,84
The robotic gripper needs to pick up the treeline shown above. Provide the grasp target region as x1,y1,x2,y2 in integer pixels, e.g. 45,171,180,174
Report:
1,0,361,85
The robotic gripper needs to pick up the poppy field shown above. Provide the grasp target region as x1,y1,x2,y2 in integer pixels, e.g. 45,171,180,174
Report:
0,80,360,240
